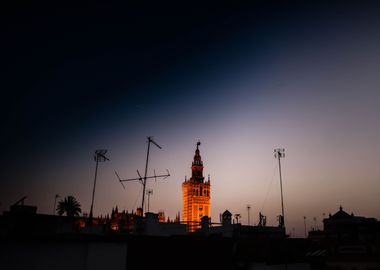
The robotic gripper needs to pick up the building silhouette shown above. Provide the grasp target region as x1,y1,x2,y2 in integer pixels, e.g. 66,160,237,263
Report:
182,142,211,231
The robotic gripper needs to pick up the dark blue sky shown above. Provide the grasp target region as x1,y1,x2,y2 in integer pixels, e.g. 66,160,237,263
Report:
2,1,380,236
1,1,364,155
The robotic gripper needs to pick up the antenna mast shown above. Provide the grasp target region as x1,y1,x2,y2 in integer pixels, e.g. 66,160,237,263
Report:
89,149,110,224
274,148,285,228
115,136,170,216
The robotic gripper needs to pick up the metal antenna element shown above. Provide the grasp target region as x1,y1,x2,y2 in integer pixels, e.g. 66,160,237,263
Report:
53,194,60,215
115,172,126,190
115,137,170,216
246,205,251,226
12,196,27,206
89,149,110,223
274,148,285,228
146,189,153,212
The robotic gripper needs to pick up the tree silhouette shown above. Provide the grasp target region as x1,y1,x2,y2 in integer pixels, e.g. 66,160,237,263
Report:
57,195,82,217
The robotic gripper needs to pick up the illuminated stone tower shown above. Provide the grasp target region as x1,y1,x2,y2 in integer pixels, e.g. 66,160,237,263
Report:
182,141,211,231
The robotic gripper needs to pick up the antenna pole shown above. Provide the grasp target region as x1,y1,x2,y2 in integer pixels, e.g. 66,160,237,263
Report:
275,148,285,228
89,150,109,224
278,153,284,225
141,137,152,215
89,155,99,221
116,137,167,216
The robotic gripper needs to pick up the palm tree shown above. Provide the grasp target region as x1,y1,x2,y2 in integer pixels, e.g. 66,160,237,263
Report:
56,195,82,217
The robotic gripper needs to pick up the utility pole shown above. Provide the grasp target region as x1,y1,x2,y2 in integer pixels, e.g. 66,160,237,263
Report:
274,148,285,228
246,205,251,225
89,149,109,224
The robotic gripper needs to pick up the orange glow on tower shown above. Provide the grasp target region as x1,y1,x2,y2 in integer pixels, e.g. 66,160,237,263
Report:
182,142,211,231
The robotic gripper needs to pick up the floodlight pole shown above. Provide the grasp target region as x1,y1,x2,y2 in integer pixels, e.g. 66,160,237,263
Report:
275,148,285,228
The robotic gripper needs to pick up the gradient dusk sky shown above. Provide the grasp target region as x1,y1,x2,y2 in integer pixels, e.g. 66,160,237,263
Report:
2,1,380,237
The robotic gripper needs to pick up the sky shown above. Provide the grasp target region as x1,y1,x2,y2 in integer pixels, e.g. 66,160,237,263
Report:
1,0,380,237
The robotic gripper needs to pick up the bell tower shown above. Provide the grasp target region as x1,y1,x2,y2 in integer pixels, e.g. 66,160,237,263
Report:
182,141,211,231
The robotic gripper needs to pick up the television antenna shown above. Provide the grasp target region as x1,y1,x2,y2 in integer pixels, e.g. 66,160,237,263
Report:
115,136,170,216
274,148,285,228
89,149,110,223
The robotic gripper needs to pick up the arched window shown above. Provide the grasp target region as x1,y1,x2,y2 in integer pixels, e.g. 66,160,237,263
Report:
200,187,203,196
